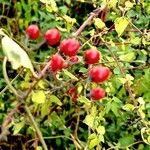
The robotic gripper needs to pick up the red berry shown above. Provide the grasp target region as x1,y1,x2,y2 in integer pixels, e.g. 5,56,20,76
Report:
44,28,61,46
26,24,40,40
84,49,100,64
89,66,110,83
59,38,80,57
90,88,105,100
50,54,64,72
69,56,79,64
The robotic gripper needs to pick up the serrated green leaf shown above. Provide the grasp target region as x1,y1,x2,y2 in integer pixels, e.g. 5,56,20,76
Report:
0,30,37,77
119,52,135,62
63,69,78,81
32,90,46,104
111,101,120,116
115,17,129,36
49,95,62,106
118,135,134,148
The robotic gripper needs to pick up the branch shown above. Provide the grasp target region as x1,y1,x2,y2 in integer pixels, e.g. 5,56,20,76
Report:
73,6,106,37
2,57,49,150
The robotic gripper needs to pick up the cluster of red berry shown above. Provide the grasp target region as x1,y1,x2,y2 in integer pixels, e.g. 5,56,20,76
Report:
26,24,111,101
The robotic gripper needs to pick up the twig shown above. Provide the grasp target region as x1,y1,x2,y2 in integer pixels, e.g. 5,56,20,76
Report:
73,6,106,37
0,68,23,95
24,105,48,150
3,57,22,98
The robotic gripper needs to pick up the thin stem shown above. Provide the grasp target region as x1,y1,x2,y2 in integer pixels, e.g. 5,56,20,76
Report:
24,105,48,150
0,68,23,95
2,57,21,98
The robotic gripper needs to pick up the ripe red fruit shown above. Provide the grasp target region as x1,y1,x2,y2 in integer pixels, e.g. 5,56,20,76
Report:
50,54,64,72
89,66,110,83
44,28,61,46
84,49,100,64
90,87,105,100
26,24,40,40
69,56,79,64
59,38,80,57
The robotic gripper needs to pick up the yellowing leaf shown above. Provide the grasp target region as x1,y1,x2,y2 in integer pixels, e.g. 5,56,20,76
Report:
147,136,150,144
125,1,134,10
46,0,58,12
77,96,91,106
40,0,50,4
108,0,117,9
32,90,46,104
88,134,99,149
115,17,129,36
36,146,43,150
63,15,76,32
96,126,105,135
63,69,78,81
13,121,25,135
83,114,95,128
94,18,105,29
122,104,135,111
0,30,37,77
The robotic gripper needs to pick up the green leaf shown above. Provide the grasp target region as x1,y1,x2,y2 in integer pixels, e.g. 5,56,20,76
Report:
118,135,134,148
119,52,135,62
49,95,62,106
0,30,37,77
111,101,120,116
63,69,78,81
115,17,129,36
32,90,46,104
